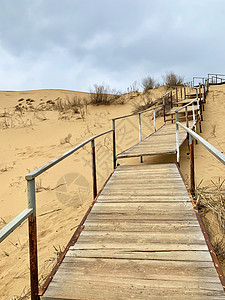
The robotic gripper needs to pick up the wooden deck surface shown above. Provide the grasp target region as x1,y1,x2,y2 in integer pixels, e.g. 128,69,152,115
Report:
166,105,199,116
42,164,225,300
117,121,194,159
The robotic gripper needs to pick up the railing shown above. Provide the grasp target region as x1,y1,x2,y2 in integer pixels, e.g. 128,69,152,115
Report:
176,122,225,194
112,90,173,162
175,97,201,165
0,129,115,300
193,76,206,87
208,73,225,85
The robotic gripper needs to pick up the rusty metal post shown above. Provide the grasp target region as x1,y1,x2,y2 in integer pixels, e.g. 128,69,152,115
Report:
91,139,97,199
163,96,166,123
112,120,116,169
27,179,39,300
176,87,178,105
189,134,195,194
184,85,186,99
170,91,173,109
153,108,156,131
175,112,179,166
138,113,143,163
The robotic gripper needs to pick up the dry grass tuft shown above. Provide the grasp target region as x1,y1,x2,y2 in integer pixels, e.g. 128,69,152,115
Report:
195,178,225,232
90,84,122,105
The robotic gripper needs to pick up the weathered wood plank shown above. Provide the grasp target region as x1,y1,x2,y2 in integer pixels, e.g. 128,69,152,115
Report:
42,163,224,300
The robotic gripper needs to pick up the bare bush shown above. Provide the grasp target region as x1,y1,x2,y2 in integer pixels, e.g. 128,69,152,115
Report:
90,84,121,105
141,76,156,92
163,72,183,88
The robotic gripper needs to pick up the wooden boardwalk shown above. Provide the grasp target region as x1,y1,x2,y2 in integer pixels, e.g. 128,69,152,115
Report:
42,164,225,299
117,121,194,159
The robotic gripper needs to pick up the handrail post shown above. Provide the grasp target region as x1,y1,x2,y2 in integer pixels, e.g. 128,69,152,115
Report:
170,91,173,109
184,85,186,99
189,134,195,195
153,108,156,132
176,87,178,106
112,120,116,169
163,96,166,123
139,113,143,163
192,102,196,125
91,139,97,199
195,87,198,99
199,84,201,101
138,113,142,142
175,112,179,165
27,179,39,300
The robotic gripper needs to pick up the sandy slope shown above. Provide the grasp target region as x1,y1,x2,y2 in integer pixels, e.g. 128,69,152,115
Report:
0,85,224,299
0,87,165,299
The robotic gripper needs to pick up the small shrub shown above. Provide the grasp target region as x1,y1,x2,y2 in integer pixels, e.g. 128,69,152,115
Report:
163,72,184,88
90,84,121,105
141,76,156,92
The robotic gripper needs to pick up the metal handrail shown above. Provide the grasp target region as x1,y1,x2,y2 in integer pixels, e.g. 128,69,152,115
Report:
26,129,113,180
0,128,115,299
112,103,164,121
175,97,198,112
176,121,225,194
177,122,225,164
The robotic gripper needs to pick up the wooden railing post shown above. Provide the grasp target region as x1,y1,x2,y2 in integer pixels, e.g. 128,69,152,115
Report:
153,108,156,131
175,112,179,165
176,87,178,105
138,113,143,163
189,134,195,194
91,140,97,199
163,96,166,123
27,179,39,300
112,120,116,169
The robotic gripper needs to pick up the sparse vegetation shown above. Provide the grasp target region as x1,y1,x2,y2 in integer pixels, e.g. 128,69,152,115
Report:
163,71,184,88
90,84,121,105
127,81,140,94
195,178,225,232
141,76,156,92
60,133,73,146
132,93,163,114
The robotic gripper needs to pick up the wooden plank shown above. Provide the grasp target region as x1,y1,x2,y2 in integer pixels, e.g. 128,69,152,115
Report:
42,258,225,299
67,249,212,262
83,220,200,232
42,163,225,299
72,231,206,246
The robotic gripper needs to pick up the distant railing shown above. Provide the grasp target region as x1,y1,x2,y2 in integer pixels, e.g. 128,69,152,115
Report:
208,73,225,85
112,90,174,163
0,129,115,300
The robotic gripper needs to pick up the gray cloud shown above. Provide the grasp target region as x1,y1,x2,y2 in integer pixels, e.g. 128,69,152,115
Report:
0,0,225,91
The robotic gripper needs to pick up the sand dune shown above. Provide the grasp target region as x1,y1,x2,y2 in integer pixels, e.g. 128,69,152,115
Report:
0,85,224,299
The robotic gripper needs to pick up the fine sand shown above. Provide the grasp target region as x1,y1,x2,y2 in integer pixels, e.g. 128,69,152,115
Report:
0,85,224,299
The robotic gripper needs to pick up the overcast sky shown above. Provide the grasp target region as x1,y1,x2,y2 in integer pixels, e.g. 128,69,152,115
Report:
0,0,224,92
